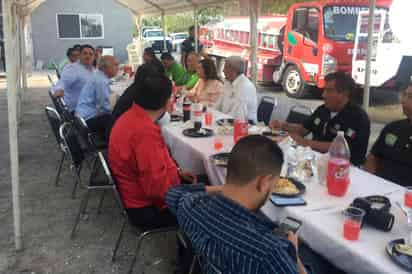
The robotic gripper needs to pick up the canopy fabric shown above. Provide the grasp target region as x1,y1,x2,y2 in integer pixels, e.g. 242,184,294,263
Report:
116,0,227,16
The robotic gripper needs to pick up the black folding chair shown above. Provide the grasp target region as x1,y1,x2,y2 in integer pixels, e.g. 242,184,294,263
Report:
286,104,313,125
59,122,85,199
110,180,178,274
47,74,56,86
73,115,107,151
257,96,276,125
45,106,67,186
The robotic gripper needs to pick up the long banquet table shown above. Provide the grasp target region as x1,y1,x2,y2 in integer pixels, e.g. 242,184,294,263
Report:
162,110,410,274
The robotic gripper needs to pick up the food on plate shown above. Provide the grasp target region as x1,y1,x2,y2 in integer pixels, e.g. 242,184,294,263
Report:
395,243,412,257
273,178,299,195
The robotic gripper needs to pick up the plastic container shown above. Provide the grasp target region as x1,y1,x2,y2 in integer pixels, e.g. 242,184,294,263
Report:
233,119,248,143
327,131,351,197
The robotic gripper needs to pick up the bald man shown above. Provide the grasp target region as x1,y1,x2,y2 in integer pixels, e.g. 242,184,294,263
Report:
76,55,119,139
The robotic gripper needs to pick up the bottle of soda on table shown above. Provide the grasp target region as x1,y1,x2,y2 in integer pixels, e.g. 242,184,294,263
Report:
327,131,351,197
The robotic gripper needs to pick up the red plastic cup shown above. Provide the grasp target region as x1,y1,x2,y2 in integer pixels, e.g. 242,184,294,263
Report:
233,119,248,143
343,207,365,241
213,136,224,152
205,112,213,127
404,187,412,208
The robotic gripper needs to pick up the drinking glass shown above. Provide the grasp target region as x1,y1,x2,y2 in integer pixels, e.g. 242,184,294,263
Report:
213,136,224,153
404,187,412,244
343,207,365,241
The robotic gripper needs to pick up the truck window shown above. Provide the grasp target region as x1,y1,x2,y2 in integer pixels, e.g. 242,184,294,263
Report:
292,7,319,43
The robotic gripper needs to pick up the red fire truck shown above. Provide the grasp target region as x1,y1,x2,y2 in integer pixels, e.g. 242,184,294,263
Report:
202,0,393,98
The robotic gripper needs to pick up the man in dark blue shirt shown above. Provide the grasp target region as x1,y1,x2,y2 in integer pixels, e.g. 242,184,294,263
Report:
166,135,308,274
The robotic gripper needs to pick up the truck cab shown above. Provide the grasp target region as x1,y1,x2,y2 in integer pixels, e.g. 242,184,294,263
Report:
278,0,392,98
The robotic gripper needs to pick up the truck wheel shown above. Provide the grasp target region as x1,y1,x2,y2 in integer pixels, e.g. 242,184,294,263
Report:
282,65,308,98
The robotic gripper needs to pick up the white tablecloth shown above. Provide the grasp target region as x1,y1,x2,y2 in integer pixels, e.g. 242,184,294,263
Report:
162,110,410,274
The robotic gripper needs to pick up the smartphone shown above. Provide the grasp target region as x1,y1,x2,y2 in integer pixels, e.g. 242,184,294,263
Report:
270,195,306,207
278,217,303,234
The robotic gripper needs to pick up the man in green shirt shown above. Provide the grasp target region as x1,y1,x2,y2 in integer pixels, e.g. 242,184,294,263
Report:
161,52,187,86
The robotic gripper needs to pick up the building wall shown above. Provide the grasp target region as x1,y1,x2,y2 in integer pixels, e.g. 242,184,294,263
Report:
31,0,133,67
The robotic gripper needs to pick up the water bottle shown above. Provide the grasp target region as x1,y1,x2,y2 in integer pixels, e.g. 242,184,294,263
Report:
327,131,351,197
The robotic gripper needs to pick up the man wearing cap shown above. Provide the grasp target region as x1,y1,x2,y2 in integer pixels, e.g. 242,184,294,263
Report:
365,83,412,185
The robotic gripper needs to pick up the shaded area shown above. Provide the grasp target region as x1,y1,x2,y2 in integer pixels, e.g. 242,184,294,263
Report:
0,75,177,274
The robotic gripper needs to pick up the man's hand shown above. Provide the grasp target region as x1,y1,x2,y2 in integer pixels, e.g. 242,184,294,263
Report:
287,231,299,251
269,120,284,130
179,170,197,184
206,185,223,194
54,90,64,97
289,133,307,146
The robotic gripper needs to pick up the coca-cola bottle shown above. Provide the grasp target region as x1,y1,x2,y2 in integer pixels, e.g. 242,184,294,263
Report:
327,131,351,197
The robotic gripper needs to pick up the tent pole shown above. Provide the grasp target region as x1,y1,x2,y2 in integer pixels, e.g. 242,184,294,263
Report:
363,0,376,111
20,16,28,92
161,11,167,52
194,6,198,54
3,0,23,251
249,0,260,84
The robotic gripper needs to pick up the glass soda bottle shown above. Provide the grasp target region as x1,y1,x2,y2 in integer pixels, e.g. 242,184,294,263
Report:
327,131,351,197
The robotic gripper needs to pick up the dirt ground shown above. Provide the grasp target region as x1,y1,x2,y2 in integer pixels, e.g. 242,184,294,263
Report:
0,75,178,274
0,72,404,274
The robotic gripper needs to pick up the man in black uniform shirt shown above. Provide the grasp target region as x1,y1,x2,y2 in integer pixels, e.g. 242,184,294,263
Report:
271,72,371,166
180,25,204,68
365,84,412,186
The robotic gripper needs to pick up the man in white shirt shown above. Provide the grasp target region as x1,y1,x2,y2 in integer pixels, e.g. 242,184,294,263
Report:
214,56,257,123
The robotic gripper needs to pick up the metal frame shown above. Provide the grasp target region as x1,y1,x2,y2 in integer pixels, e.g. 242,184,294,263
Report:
45,106,67,187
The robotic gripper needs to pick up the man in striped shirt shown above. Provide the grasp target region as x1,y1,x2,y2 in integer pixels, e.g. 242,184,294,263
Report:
166,135,308,274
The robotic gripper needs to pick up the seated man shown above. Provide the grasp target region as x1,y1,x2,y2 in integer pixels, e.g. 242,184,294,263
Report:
53,45,96,112
108,73,195,230
59,46,80,72
166,135,308,274
76,55,119,139
271,72,370,166
365,83,412,186
106,63,165,138
161,52,187,86
214,56,258,124
143,47,164,73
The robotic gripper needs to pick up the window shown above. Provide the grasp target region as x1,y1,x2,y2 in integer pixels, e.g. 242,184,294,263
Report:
57,13,104,39
292,7,319,43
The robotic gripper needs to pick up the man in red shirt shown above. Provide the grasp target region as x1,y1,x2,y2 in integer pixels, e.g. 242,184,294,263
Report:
109,73,195,230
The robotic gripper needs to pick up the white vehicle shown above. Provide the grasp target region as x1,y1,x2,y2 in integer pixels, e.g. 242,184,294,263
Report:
142,28,172,52
352,1,412,89
169,32,188,51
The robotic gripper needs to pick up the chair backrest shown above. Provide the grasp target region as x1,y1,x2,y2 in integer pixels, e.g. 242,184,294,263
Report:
58,97,75,122
286,104,313,125
47,74,55,86
59,122,85,168
257,96,276,125
45,106,63,147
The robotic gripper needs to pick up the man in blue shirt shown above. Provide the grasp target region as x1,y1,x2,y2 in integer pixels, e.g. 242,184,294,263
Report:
76,55,119,139
53,45,96,111
166,135,308,274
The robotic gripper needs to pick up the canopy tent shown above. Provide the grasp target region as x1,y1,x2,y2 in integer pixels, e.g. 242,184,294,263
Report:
1,0,261,251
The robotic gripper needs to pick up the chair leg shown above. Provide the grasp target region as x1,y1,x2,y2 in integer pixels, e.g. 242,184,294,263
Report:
71,166,82,199
97,190,106,215
55,152,66,186
128,231,152,274
112,218,127,262
188,255,199,274
71,190,90,239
